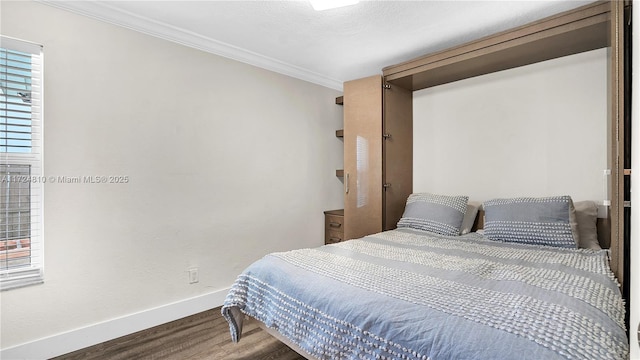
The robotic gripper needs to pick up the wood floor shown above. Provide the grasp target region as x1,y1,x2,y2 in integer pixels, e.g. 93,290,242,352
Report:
52,307,306,360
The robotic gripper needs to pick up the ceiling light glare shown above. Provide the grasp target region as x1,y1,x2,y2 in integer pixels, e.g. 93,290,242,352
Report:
310,0,359,11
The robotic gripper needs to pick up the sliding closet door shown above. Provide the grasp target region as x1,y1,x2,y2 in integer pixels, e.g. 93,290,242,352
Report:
343,75,383,240
382,83,412,230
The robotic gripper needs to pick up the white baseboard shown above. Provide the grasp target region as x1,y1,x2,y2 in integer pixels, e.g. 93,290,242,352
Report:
1,288,230,360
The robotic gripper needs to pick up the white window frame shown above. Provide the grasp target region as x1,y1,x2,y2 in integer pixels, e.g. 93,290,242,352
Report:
0,36,44,290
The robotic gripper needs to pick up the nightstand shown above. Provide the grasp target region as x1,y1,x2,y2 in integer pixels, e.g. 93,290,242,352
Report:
324,209,344,244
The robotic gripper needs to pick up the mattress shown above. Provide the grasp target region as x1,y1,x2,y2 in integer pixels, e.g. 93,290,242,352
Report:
222,228,628,359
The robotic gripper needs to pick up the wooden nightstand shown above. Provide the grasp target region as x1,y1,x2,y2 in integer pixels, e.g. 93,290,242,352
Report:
324,209,344,244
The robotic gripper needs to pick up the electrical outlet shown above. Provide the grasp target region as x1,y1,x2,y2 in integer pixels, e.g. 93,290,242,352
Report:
188,268,199,284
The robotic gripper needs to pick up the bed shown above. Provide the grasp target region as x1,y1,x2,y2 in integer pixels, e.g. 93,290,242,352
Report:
222,194,628,359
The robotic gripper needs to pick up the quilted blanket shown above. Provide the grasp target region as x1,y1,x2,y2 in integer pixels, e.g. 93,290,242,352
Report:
222,229,628,360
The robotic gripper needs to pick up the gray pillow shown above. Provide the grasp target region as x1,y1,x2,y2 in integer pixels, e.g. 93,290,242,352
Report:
574,200,601,249
397,193,469,236
483,195,579,248
460,201,481,235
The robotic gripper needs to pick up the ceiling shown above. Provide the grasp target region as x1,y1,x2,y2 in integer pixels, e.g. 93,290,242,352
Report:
41,0,594,90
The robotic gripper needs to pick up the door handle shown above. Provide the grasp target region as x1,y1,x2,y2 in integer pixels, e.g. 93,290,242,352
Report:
345,173,349,194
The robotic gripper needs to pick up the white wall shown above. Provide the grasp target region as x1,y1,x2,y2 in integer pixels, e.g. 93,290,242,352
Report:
630,3,639,358
0,1,344,356
413,48,608,203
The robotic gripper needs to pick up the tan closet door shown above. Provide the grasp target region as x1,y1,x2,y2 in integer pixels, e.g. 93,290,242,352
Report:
344,75,383,240
382,83,412,231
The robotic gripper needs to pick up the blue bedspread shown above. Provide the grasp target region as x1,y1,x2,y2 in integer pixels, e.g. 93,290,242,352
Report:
222,229,628,359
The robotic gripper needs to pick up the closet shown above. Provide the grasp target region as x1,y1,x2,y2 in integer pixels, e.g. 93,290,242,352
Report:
326,75,412,241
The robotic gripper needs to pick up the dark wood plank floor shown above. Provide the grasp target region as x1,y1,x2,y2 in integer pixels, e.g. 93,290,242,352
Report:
52,307,306,360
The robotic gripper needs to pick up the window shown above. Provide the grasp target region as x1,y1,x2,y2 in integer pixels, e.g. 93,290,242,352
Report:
0,36,43,290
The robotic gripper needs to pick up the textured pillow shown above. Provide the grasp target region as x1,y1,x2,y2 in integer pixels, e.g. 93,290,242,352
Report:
397,193,469,236
460,201,481,235
574,200,601,249
483,195,579,248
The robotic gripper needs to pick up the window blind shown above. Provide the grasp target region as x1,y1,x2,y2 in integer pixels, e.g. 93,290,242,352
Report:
0,36,43,290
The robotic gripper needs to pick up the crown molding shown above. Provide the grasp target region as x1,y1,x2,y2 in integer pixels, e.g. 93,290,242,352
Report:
37,1,344,91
